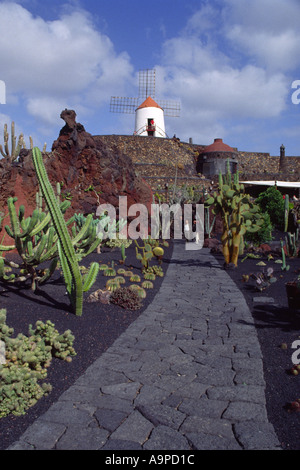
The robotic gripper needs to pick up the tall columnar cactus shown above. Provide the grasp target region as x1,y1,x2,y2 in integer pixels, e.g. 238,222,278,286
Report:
284,194,290,232
0,122,25,162
32,147,99,316
205,166,264,267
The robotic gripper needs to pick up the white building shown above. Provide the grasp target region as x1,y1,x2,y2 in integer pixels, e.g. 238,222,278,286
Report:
134,96,166,138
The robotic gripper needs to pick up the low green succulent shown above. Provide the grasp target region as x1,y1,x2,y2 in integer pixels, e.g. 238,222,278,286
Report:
0,309,76,418
142,280,154,289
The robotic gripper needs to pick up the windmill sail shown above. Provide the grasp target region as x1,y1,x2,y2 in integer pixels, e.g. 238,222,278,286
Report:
110,69,180,116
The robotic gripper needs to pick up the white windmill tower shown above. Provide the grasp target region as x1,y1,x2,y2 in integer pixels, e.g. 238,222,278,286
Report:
110,69,180,138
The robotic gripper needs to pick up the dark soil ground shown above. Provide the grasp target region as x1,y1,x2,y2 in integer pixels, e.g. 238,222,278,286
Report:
212,235,300,451
0,241,173,450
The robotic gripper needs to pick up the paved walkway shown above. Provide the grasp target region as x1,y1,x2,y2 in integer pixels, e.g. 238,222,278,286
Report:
7,242,281,450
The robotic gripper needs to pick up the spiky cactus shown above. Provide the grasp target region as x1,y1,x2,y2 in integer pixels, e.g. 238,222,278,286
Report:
0,309,76,417
135,240,153,270
284,194,290,232
205,165,264,267
0,122,25,162
32,147,99,316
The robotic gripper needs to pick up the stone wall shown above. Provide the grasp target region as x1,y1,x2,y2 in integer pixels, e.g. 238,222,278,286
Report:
95,135,300,193
95,135,208,193
237,151,300,182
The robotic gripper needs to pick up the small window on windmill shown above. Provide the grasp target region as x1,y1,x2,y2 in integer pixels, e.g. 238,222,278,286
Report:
147,118,155,136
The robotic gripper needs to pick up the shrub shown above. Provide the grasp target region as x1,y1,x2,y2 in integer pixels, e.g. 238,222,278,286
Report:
244,211,273,245
256,187,285,229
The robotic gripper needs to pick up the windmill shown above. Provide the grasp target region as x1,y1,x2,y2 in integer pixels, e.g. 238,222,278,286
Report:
110,69,180,138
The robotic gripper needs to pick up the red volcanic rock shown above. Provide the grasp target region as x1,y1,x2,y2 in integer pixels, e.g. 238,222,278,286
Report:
259,243,272,253
0,109,153,246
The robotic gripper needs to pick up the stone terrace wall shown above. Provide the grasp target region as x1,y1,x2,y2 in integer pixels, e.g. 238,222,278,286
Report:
95,135,208,192
94,135,300,193
237,151,300,181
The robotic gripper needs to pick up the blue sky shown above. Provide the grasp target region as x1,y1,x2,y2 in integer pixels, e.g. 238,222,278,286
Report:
1,0,300,156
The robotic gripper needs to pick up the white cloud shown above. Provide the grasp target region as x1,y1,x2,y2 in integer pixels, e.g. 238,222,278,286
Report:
224,0,300,72
0,2,134,124
153,0,294,143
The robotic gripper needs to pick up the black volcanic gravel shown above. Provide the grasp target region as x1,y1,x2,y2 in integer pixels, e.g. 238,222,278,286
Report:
0,242,173,450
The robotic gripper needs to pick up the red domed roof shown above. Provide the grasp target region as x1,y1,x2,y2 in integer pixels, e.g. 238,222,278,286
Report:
203,138,235,153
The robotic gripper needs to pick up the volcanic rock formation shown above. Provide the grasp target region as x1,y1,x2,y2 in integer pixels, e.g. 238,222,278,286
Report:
0,110,153,223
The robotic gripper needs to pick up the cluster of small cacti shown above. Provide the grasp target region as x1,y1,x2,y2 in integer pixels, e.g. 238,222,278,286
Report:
0,193,101,301
0,309,76,418
0,122,47,162
144,272,156,281
142,265,164,278
105,238,132,249
205,161,265,267
0,122,25,162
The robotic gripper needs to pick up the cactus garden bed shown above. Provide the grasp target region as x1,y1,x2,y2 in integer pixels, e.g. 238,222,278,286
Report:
0,240,173,450
212,236,300,451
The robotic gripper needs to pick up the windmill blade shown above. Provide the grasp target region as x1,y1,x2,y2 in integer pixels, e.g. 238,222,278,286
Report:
110,96,139,114
157,100,181,117
138,69,156,100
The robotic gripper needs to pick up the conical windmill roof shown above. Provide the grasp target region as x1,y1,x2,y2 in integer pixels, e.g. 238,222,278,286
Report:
137,96,163,110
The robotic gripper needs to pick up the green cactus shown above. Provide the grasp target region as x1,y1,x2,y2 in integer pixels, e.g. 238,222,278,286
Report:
102,261,116,277
135,240,153,270
130,274,141,282
124,270,133,277
114,276,126,285
285,229,299,257
32,147,99,316
106,278,121,291
0,122,25,162
99,264,109,271
121,243,126,262
280,240,290,271
0,192,100,293
143,272,156,281
117,268,126,275
136,287,147,299
142,280,154,289
82,262,100,292
205,165,264,267
0,309,75,418
284,194,289,232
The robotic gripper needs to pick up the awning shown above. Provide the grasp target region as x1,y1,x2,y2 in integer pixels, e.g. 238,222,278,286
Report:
240,180,300,188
